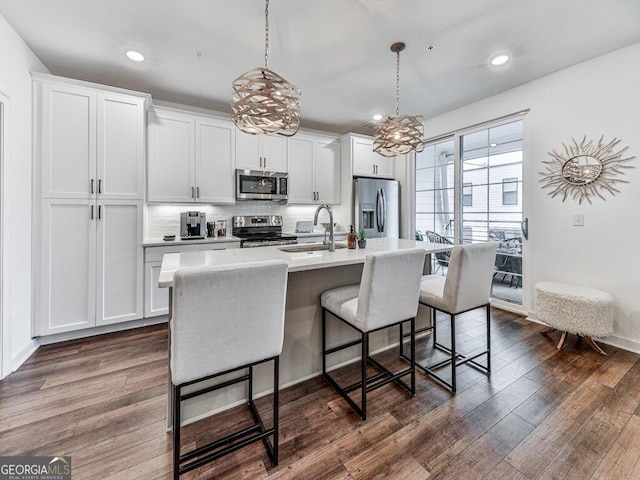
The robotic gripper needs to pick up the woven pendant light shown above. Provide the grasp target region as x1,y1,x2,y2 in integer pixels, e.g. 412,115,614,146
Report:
373,42,424,157
231,0,301,136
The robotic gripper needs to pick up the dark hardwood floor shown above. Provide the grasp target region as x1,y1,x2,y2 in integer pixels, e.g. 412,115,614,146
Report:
2,308,640,479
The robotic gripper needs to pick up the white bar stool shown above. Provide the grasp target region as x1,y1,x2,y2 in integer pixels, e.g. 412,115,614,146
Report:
170,260,288,479
320,248,426,420
411,242,497,393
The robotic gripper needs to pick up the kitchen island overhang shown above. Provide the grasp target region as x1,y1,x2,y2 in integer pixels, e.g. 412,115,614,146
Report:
160,238,453,425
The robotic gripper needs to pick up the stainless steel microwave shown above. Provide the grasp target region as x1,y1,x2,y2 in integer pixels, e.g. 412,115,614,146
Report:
236,169,288,201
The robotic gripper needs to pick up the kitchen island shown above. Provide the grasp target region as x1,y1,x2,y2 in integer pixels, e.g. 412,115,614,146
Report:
160,238,453,425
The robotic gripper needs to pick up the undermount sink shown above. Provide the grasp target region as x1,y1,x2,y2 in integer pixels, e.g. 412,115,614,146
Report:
279,243,347,253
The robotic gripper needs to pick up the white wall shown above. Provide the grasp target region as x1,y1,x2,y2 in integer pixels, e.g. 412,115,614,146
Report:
422,42,640,351
0,12,49,375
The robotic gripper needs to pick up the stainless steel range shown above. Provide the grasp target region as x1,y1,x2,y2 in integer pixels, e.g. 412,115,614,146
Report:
232,215,297,248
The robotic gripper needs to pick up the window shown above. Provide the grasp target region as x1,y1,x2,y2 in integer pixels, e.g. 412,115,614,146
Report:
414,139,455,243
502,177,518,205
415,118,524,305
462,182,473,206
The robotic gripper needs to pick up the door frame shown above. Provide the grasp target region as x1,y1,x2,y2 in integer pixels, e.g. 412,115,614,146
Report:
0,90,9,378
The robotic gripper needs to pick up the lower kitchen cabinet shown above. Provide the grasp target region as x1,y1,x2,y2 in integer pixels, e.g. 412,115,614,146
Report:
143,242,240,317
35,199,143,336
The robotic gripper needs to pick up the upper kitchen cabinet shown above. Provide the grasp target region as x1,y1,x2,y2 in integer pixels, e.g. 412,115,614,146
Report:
195,117,235,203
33,73,147,201
235,131,287,172
147,107,235,204
343,133,395,179
288,133,341,204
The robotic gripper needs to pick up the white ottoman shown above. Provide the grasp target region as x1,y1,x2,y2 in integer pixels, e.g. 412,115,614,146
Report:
535,281,614,355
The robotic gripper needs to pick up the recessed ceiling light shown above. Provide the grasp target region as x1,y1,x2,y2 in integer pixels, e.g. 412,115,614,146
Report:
372,114,383,121
491,54,509,66
490,142,498,147
126,50,145,62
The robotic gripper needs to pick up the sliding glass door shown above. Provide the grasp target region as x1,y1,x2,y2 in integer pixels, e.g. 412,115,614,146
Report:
415,119,524,306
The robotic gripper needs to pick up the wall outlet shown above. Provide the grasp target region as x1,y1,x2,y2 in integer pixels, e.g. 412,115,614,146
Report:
573,213,584,226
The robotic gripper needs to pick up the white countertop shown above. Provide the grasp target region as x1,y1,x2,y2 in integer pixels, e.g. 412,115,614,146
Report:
158,238,453,287
143,236,241,247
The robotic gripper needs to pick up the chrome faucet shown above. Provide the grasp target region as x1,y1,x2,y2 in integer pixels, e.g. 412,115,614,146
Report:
313,204,335,252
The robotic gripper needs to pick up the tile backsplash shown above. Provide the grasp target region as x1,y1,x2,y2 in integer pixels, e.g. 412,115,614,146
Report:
145,203,346,239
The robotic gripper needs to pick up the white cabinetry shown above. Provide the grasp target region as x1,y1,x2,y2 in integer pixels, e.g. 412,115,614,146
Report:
37,199,144,334
288,133,340,204
33,73,148,336
148,107,235,204
344,134,395,178
39,81,145,200
144,242,240,317
235,132,287,172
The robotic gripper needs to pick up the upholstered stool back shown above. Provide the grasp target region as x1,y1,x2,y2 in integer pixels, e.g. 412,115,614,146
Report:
171,260,288,386
356,248,426,331
441,242,498,314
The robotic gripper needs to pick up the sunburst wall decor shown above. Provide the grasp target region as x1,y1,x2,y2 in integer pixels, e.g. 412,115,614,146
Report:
539,135,635,204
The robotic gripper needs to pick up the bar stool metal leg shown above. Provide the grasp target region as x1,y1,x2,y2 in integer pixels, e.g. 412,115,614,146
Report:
173,384,181,480
362,332,368,420
486,304,491,374
450,314,456,393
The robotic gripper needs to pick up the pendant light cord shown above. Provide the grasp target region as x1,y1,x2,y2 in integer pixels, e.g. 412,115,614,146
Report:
264,0,270,68
395,49,400,116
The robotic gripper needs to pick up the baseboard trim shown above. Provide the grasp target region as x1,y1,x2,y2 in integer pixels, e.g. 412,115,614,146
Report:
491,299,527,316
11,339,39,374
594,335,640,355
38,316,168,346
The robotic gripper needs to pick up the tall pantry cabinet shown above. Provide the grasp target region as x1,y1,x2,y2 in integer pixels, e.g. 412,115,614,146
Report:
32,73,150,336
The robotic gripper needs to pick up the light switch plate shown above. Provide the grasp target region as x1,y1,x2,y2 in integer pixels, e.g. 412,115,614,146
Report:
573,213,584,226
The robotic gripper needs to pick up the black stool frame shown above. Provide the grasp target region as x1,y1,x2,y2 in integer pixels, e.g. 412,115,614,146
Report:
400,303,491,393
172,356,279,479
322,307,416,420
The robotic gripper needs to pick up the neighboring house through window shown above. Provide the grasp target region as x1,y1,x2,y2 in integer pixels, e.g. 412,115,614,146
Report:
502,177,518,205
462,182,473,206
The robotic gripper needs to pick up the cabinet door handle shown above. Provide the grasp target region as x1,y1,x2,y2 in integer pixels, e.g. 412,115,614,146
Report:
196,186,200,198
191,186,195,198
263,157,267,169
90,205,94,219
316,191,319,201
98,179,102,194
90,178,94,194
98,205,102,219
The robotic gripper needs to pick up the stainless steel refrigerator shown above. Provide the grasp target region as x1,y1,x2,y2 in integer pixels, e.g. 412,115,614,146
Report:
353,177,400,239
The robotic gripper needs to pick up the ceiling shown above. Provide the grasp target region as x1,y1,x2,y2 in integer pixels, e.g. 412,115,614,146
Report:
1,0,639,135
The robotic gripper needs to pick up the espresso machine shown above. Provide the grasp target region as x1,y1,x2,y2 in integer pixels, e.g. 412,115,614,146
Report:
180,211,206,239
